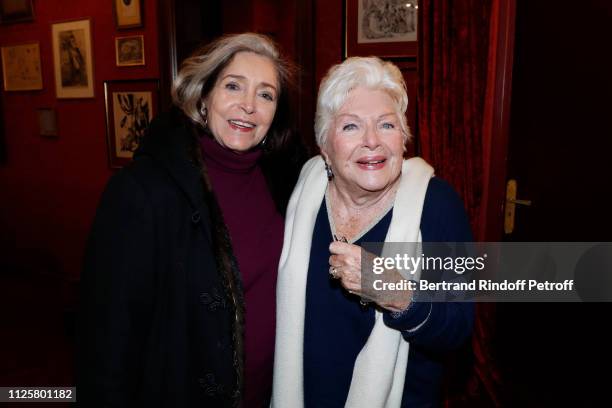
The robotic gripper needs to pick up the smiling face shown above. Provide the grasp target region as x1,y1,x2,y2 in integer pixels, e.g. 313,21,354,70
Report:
321,87,405,196
204,51,279,153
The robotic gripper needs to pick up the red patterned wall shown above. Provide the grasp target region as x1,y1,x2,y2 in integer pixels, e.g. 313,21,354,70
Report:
0,0,160,280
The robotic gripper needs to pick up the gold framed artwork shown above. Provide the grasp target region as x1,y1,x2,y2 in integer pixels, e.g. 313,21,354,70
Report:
113,0,143,30
1,42,43,91
51,18,95,98
345,0,418,58
0,0,34,24
115,35,145,66
104,79,159,168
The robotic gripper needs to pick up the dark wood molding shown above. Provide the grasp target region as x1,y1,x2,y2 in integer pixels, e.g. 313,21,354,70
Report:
0,86,5,164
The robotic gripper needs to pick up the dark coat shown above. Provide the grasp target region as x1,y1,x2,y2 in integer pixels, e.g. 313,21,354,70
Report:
77,110,303,407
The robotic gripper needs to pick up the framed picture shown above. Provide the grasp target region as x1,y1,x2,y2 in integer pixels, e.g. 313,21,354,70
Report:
115,35,145,66
0,0,34,24
104,79,159,168
345,0,418,58
1,42,43,91
51,18,95,98
113,0,143,29
37,108,58,138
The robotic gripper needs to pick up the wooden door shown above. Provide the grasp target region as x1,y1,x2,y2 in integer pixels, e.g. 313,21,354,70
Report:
492,1,612,405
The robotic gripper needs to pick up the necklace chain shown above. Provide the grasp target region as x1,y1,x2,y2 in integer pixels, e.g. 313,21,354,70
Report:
325,187,394,244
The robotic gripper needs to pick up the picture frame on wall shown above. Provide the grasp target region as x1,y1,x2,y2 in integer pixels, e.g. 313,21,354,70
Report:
345,0,418,58
37,108,58,138
1,42,43,91
0,0,34,24
113,0,143,30
104,79,159,168
115,35,145,66
51,18,95,98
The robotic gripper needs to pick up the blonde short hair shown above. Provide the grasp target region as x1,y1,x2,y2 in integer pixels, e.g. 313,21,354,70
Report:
314,57,411,146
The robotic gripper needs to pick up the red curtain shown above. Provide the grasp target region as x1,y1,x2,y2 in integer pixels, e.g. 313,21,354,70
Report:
418,0,492,233
418,0,502,406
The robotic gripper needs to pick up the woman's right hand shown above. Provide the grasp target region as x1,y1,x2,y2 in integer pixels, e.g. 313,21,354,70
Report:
329,241,413,312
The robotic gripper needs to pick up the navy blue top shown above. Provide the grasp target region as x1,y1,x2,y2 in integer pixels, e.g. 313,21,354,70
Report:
303,178,474,408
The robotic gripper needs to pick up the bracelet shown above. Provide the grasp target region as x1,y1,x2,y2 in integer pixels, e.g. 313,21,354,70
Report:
390,281,419,318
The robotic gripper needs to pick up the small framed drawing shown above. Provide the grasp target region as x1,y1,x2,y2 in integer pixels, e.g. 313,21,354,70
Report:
113,0,143,29
104,79,159,168
345,0,418,58
37,108,58,138
0,0,34,24
1,42,43,91
115,35,145,66
51,18,95,98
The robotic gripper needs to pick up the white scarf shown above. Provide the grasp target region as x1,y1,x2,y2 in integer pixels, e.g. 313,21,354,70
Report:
272,155,434,408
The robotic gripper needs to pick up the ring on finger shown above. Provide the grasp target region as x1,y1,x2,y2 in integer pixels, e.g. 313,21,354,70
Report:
329,266,340,279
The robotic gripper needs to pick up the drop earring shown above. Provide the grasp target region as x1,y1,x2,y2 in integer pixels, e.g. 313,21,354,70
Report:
325,162,334,180
200,103,208,127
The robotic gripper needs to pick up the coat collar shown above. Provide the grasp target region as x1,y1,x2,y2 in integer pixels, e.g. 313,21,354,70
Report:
134,109,204,211
136,110,245,398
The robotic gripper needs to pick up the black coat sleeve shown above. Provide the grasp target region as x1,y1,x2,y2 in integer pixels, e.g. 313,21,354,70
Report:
77,169,156,407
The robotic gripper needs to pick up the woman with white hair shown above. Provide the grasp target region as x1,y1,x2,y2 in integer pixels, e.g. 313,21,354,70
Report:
272,57,474,407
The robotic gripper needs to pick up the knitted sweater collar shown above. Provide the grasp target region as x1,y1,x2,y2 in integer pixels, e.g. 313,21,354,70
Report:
200,135,262,174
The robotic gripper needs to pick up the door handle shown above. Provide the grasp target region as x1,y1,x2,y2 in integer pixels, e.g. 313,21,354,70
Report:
504,179,531,234
507,198,532,206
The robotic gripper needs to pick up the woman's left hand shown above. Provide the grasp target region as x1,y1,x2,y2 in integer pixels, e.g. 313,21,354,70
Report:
329,241,412,312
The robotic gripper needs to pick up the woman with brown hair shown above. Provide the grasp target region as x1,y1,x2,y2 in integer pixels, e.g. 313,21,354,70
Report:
78,33,305,407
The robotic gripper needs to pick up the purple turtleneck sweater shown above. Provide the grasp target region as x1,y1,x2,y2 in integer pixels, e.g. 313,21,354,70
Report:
200,136,284,407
